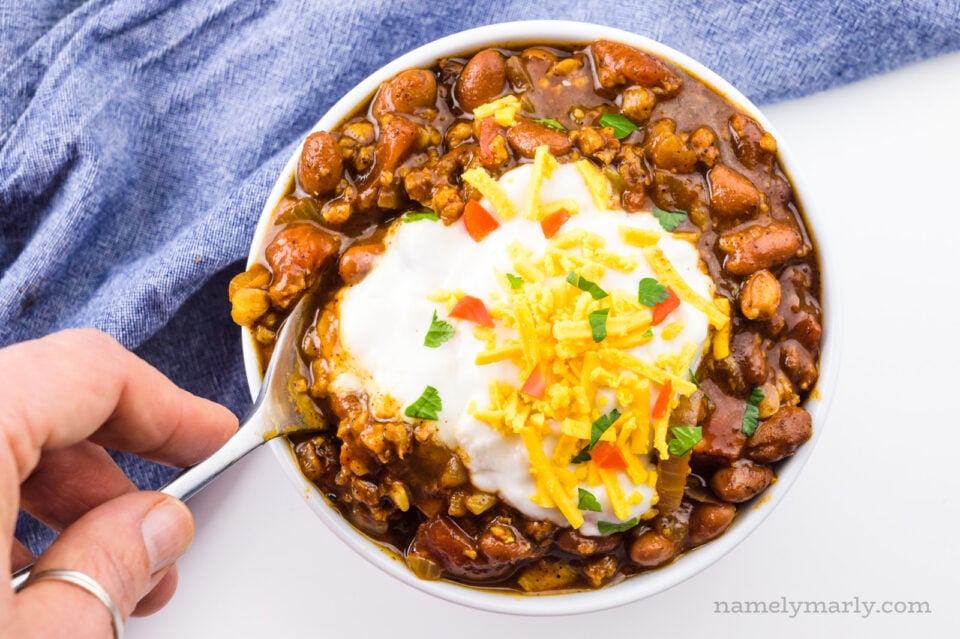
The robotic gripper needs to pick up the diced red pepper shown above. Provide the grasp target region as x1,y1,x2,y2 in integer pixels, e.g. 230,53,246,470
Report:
540,209,571,239
449,295,494,327
463,200,500,242
591,442,628,469
651,287,680,325
652,380,673,420
521,364,546,398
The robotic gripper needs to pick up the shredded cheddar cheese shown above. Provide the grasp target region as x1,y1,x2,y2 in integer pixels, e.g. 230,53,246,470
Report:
539,198,580,219
472,95,522,127
619,225,662,248
453,150,732,529
523,145,559,219
575,159,612,210
661,320,685,340
462,167,519,219
643,245,730,328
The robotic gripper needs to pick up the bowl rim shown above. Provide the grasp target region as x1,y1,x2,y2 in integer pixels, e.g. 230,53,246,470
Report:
241,19,843,616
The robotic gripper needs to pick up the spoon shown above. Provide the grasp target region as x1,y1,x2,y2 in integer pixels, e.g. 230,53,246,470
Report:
11,295,317,590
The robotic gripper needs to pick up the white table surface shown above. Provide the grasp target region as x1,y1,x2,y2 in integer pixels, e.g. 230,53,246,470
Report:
128,49,960,638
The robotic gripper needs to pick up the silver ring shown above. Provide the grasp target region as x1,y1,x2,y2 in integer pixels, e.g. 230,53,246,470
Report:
16,568,123,639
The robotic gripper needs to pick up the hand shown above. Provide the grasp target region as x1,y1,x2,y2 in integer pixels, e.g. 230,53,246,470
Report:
1,329,238,636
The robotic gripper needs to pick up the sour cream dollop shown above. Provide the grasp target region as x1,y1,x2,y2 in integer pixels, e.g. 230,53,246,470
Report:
332,162,717,534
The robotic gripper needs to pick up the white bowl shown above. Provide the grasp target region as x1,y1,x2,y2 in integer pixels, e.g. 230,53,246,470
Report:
241,20,842,616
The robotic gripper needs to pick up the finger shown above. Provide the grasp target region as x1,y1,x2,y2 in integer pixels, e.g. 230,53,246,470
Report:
11,538,35,573
20,442,136,532
0,328,238,482
16,492,193,624
131,565,178,617
1,443,18,579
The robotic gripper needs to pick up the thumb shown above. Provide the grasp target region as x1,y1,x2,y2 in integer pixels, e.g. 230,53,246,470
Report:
14,492,193,635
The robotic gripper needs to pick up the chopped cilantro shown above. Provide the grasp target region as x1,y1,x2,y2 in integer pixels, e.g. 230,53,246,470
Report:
506,273,524,290
642,328,654,338
577,488,603,512
741,404,760,437
404,386,442,421
589,409,622,449
741,387,766,436
589,308,609,343
598,113,639,140
637,277,669,307
571,409,624,463
571,446,591,464
668,426,702,457
598,517,639,535
403,210,440,222
534,118,567,132
566,272,608,300
652,206,687,232
423,310,455,348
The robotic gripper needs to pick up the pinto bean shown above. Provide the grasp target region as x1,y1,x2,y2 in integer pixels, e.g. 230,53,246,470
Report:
744,406,813,463
265,223,340,309
338,243,384,285
686,503,736,547
719,221,802,275
628,531,676,568
710,461,774,503
740,269,781,320
506,120,571,158
372,69,437,119
592,39,681,95
298,132,343,197
730,113,777,170
555,529,621,556
771,264,822,348
455,49,506,112
708,164,761,218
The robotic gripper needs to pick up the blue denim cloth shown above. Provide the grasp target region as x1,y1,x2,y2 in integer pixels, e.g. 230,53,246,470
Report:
3,0,959,554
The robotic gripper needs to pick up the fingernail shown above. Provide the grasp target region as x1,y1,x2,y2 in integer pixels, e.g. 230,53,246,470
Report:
141,497,194,572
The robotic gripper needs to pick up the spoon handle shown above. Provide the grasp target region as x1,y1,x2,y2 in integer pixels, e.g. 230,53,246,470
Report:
11,405,271,591
161,422,266,502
